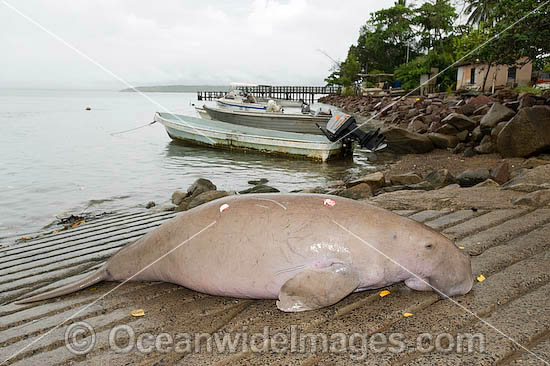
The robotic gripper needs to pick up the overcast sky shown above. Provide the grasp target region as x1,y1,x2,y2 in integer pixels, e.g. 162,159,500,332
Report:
0,0,397,89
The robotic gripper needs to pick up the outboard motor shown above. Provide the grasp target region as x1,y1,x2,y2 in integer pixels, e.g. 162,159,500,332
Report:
317,114,386,152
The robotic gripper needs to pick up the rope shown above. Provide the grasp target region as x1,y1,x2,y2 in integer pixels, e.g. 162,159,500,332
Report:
110,121,156,136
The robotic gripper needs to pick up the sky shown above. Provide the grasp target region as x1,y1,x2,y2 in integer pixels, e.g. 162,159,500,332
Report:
0,0,397,89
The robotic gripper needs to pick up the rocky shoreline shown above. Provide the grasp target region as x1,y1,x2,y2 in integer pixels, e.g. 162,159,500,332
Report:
320,89,550,157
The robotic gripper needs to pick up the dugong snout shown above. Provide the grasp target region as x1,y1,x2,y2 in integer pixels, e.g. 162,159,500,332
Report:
428,249,474,298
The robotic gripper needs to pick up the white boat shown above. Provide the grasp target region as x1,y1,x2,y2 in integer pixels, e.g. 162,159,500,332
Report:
216,89,267,111
200,104,331,135
154,112,349,162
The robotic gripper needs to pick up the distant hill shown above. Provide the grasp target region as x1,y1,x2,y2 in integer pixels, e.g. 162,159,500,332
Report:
120,85,231,93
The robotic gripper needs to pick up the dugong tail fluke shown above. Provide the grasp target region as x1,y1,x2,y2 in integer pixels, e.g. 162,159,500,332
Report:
15,267,107,304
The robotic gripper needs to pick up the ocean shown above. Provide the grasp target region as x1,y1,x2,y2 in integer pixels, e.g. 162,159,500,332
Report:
0,89,379,240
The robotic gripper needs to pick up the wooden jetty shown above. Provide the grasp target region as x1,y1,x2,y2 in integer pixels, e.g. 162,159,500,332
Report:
197,85,342,104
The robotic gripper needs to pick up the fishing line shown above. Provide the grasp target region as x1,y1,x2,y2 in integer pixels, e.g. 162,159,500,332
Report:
110,121,156,136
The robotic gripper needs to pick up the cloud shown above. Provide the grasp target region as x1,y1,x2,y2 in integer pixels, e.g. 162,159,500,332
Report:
0,0,395,89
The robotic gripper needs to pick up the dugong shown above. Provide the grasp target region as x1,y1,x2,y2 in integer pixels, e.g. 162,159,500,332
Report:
18,194,473,311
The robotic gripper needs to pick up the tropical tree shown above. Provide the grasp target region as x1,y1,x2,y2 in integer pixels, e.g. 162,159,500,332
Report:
356,2,417,73
464,0,497,26
414,0,457,51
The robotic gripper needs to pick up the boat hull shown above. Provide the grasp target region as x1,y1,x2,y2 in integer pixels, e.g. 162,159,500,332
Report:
155,113,347,162
203,105,329,135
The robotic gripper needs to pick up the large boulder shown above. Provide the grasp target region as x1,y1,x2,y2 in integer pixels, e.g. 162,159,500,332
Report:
441,113,477,131
480,102,516,129
381,127,434,154
497,106,550,157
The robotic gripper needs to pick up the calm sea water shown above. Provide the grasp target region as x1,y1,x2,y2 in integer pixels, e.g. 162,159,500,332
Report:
0,89,380,240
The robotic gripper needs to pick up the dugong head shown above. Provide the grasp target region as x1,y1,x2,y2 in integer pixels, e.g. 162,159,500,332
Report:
400,224,474,298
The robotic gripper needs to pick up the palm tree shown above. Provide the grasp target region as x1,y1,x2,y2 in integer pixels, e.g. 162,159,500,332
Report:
464,0,496,25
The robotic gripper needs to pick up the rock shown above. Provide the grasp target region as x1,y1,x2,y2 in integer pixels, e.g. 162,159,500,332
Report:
471,126,483,143
456,130,469,142
187,178,217,197
300,186,329,194
512,190,550,207
474,179,500,188
171,190,187,205
503,183,550,193
187,190,229,210
497,106,550,157
175,196,193,212
347,171,386,191
425,169,455,189
435,123,460,135
518,93,537,109
474,135,496,154
479,102,516,129
491,121,507,140
473,105,490,116
457,103,477,116
380,126,434,154
452,143,466,154
428,121,442,132
490,162,510,184
427,133,459,149
493,88,518,101
145,201,156,209
338,183,373,200
468,95,492,106
408,119,428,133
456,169,490,187
389,173,423,186
248,178,268,185
522,157,550,169
441,113,477,131
463,147,476,157
381,181,433,193
239,185,280,194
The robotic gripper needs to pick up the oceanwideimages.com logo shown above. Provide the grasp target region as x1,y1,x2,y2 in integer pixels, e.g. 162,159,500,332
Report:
65,322,485,360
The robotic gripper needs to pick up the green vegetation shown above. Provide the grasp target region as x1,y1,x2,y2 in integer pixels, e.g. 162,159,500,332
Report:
326,0,550,92
513,86,543,95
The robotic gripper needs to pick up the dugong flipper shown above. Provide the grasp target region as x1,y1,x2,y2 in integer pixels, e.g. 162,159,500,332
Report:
277,264,359,312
